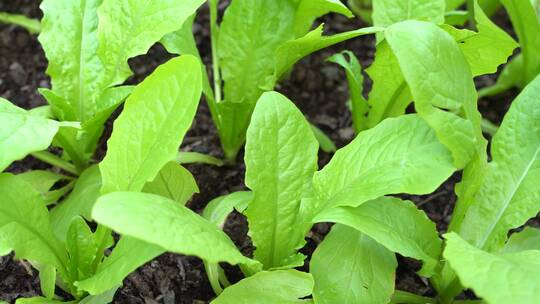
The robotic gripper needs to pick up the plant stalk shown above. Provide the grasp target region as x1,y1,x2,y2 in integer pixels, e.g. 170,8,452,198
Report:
31,151,79,176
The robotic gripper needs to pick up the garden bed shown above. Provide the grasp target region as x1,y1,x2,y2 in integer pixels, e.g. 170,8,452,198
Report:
0,0,533,303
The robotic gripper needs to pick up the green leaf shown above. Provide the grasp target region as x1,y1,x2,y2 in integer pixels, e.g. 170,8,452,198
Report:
314,197,442,276
444,232,540,304
311,224,397,304
18,170,69,202
273,25,384,84
100,55,202,194
76,236,162,295
245,92,318,269
50,166,102,241
0,173,69,281
38,264,56,299
176,152,224,167
500,0,540,85
294,0,353,36
502,227,540,253
92,191,256,266
78,287,118,304
160,14,215,103
0,98,66,171
457,76,540,251
211,270,314,304
365,41,413,129
96,0,205,87
66,217,97,282
142,161,199,205
385,20,486,169
203,191,253,228
441,2,517,77
310,124,337,153
311,114,455,213
372,0,445,27
218,0,295,105
478,54,524,97
39,0,106,122
327,50,369,133
0,12,40,33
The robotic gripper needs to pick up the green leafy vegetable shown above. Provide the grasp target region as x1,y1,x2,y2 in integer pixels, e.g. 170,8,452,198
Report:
142,161,199,204
444,232,540,304
314,197,442,276
99,55,202,193
211,270,314,304
92,191,256,267
311,224,397,304
0,98,76,172
312,114,455,213
245,91,319,269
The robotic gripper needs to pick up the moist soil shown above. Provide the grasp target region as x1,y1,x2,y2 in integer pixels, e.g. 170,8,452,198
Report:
0,1,532,303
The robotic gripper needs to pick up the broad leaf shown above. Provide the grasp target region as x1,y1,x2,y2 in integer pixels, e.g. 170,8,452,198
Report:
457,75,540,251
0,174,69,281
365,41,413,129
92,192,256,266
502,227,540,253
66,217,97,282
294,0,353,36
100,55,202,193
314,197,442,276
442,2,517,77
18,170,69,203
311,114,455,214
0,98,69,171
372,0,445,27
500,0,540,85
211,270,314,304
385,20,486,169
50,166,102,241
219,0,296,105
203,191,253,228
311,224,396,304
273,25,384,84
96,0,205,87
245,92,318,269
142,161,199,205
444,232,540,304
75,236,162,295
39,0,105,122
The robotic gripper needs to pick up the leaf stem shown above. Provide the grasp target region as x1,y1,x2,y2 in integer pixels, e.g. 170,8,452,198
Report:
209,0,222,104
31,151,79,176
390,290,436,304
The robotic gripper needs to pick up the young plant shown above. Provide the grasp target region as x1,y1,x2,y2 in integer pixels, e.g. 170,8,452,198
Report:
311,23,540,304
479,0,540,97
162,0,390,161
92,90,457,301
328,0,516,134
0,55,203,303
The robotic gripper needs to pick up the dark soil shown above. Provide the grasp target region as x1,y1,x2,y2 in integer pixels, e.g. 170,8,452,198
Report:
0,1,530,303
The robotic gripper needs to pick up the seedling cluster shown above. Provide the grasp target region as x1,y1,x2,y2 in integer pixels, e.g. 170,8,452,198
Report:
1,0,539,303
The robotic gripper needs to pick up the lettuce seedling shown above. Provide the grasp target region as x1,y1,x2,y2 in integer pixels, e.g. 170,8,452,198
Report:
36,0,205,172
310,36,540,304
92,89,456,301
161,0,391,161
479,0,540,97
0,55,203,303
328,0,516,134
